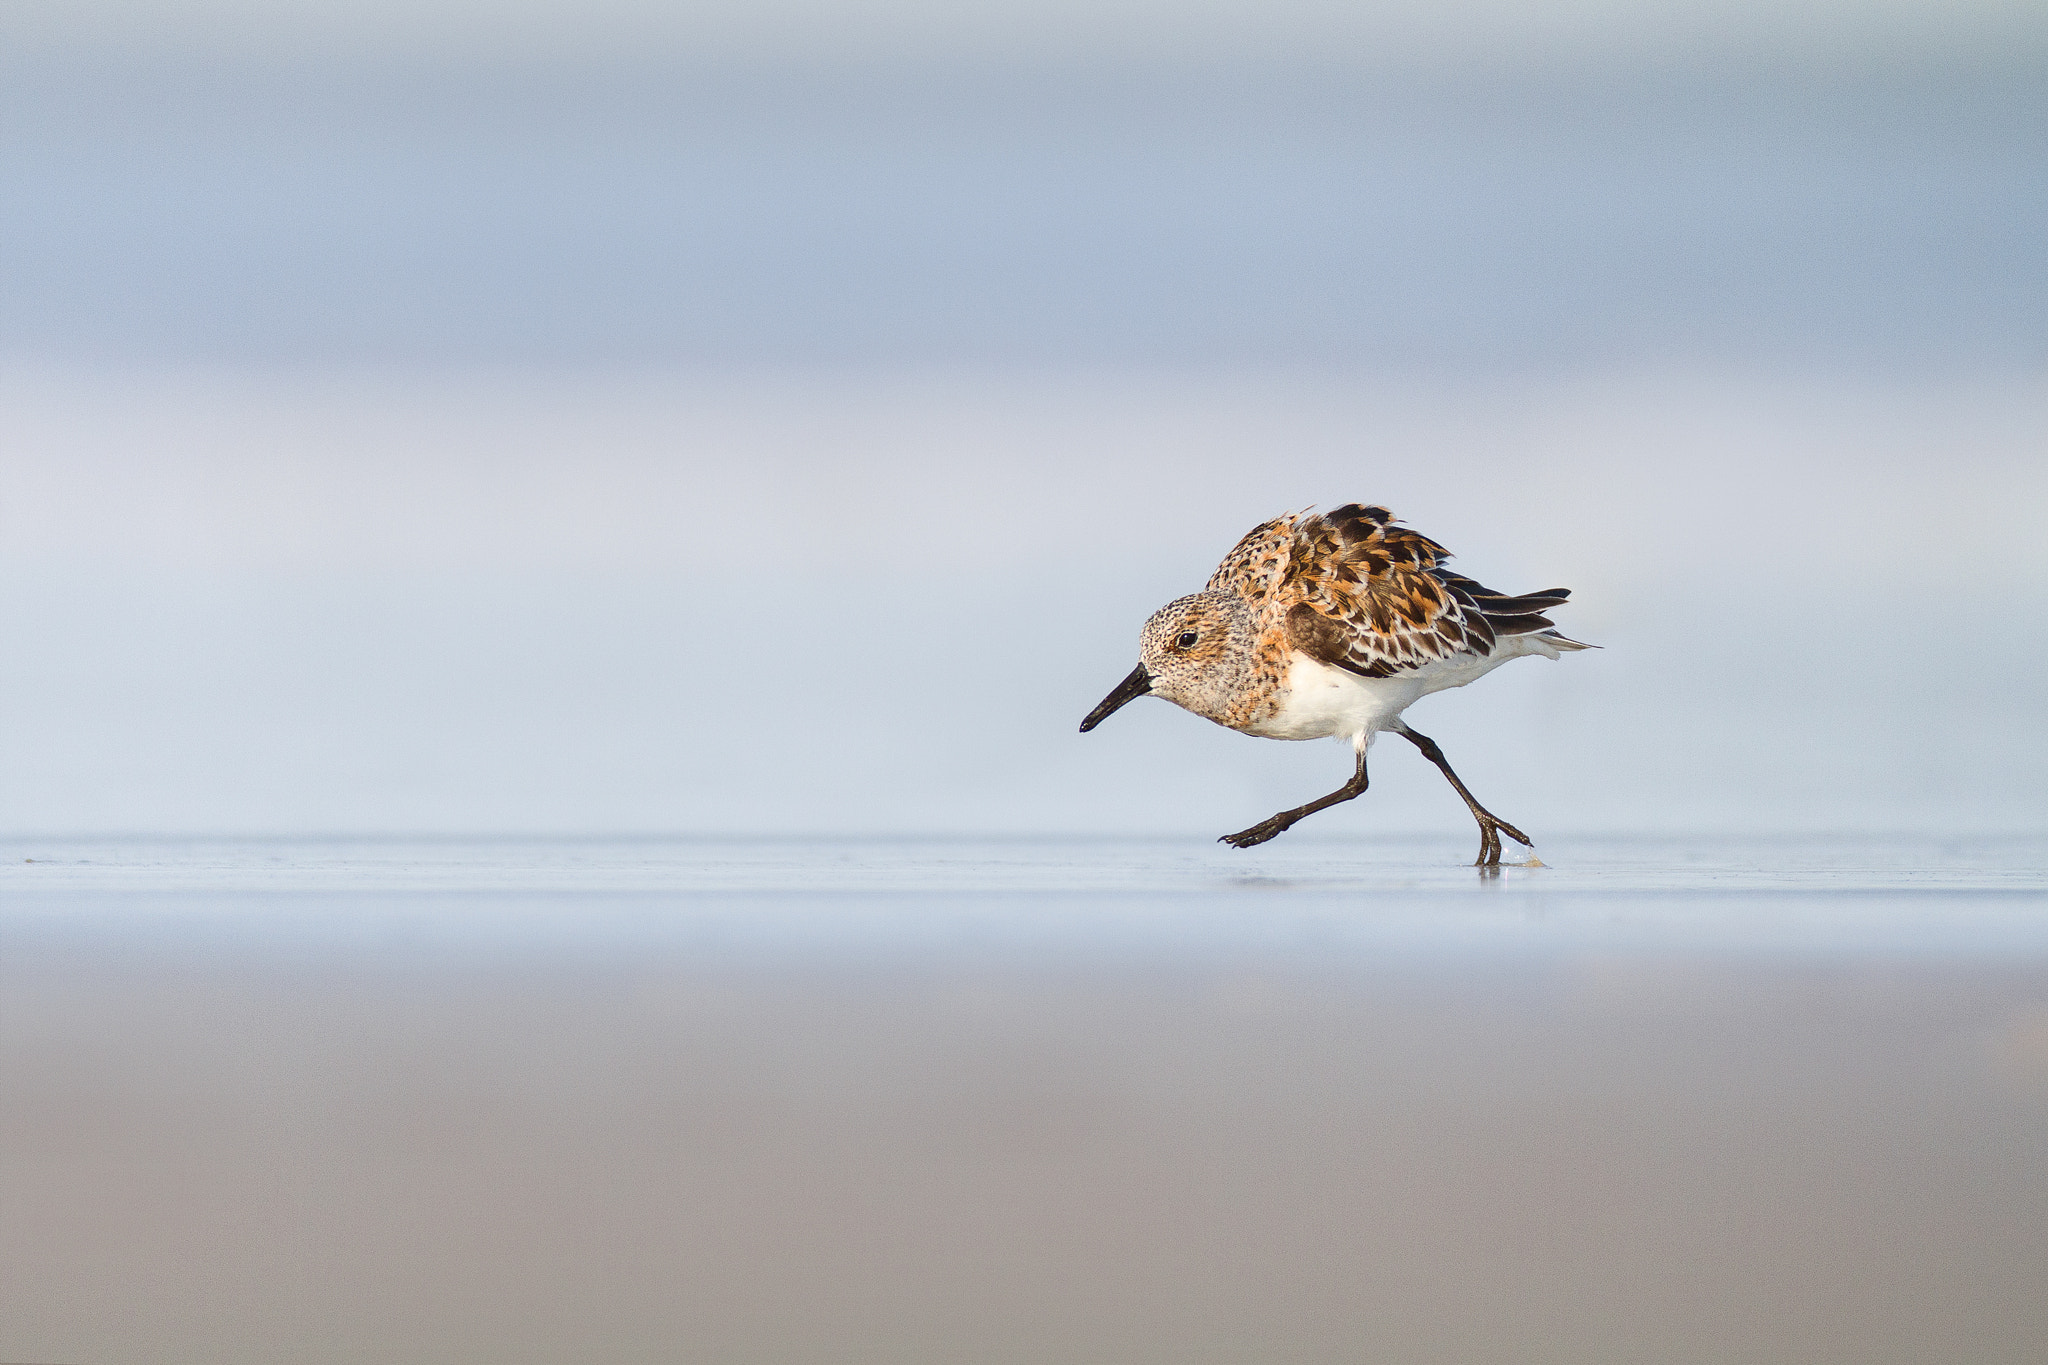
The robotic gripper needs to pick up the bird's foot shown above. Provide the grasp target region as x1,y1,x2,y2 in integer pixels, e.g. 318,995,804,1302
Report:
1472,812,1533,867
1220,815,1295,849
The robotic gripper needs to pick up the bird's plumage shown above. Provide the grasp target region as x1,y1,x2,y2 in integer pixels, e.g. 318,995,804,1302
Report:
1079,502,1593,862
1209,502,1586,686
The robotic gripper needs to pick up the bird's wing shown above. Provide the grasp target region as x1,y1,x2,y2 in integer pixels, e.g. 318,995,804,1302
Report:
1251,504,1573,679
1205,511,1301,603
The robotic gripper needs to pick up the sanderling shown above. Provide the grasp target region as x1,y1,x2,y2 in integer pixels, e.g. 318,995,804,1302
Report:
1080,503,1592,864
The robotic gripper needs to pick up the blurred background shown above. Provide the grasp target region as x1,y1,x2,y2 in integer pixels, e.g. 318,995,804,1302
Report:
3,0,2044,838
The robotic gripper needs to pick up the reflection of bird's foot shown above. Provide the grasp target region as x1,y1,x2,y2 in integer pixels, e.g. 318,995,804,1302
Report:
1472,813,1533,867
1220,816,1293,849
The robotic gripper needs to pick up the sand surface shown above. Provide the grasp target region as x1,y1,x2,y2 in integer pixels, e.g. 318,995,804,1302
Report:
4,834,2046,1364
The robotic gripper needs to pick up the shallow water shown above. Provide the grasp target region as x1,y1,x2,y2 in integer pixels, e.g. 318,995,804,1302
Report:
4,834,2047,1364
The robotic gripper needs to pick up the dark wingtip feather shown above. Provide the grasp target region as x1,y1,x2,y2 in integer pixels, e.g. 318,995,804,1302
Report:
1484,612,1559,635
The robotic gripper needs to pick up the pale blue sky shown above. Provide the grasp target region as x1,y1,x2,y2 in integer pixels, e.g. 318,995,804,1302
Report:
2,2,2042,836
11,0,2044,63
4,0,2043,367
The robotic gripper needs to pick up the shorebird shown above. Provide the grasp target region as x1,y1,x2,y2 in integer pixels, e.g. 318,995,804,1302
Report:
1079,504,1591,864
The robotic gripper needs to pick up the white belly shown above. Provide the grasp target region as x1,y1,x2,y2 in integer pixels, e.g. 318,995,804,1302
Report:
1245,653,1425,740
1247,637,1556,741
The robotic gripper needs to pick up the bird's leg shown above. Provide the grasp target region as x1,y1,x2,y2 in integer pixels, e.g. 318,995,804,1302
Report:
1392,723,1532,867
1220,746,1369,849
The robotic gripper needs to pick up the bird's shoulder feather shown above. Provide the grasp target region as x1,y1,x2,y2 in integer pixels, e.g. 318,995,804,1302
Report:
1215,503,1573,680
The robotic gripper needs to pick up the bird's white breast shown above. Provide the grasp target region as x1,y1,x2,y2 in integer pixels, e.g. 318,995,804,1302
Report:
1245,652,1426,740
1247,635,1557,741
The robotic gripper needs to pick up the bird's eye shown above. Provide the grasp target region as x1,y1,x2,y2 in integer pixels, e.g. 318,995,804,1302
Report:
1175,631,1199,649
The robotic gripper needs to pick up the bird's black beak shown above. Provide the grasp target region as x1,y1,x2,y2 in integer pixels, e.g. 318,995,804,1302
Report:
1080,664,1151,732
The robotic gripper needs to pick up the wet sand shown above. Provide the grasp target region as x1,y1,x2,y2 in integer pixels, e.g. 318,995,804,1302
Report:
4,835,2046,1364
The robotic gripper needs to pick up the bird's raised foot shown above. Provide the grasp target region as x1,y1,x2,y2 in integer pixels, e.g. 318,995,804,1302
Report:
1220,816,1295,849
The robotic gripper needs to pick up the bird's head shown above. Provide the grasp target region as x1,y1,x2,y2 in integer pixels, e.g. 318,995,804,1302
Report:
1080,590,1254,732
